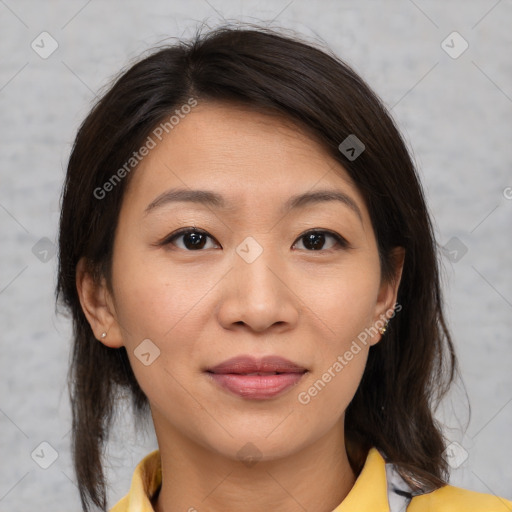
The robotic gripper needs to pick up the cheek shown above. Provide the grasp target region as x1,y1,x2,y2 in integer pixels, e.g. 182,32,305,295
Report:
292,259,380,413
110,253,215,408
111,247,221,342
299,256,381,344
296,349,368,426
107,246,202,386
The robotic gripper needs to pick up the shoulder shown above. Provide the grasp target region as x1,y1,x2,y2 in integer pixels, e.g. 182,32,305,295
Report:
409,484,512,511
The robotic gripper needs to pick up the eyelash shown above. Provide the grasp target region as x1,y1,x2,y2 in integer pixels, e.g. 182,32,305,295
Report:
160,227,350,252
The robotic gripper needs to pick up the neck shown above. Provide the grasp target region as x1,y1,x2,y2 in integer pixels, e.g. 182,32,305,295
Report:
151,418,357,512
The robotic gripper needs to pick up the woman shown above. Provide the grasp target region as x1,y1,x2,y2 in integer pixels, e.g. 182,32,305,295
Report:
56,25,512,512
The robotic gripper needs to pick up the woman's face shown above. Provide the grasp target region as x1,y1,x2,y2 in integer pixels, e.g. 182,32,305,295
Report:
87,102,402,462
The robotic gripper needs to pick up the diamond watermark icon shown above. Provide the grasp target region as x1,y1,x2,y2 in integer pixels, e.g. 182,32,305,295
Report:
338,134,365,161
31,441,59,469
443,441,469,469
236,236,263,264
236,442,262,468
442,236,468,263
441,31,469,59
32,237,57,263
31,31,59,59
134,338,161,366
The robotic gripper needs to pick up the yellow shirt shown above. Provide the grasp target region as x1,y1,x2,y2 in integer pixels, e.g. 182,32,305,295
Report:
110,447,512,512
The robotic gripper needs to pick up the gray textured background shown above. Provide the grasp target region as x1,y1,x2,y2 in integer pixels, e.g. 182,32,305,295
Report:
1,0,511,510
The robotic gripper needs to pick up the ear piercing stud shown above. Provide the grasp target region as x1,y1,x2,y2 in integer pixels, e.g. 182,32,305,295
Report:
379,321,389,335
101,332,107,339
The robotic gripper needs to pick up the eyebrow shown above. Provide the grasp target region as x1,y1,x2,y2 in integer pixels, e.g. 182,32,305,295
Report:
144,187,363,222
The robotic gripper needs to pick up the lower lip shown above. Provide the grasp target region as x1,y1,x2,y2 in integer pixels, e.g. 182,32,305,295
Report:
207,372,306,399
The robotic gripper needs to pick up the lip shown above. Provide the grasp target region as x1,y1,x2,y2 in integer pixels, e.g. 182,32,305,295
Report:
205,355,308,400
207,355,307,374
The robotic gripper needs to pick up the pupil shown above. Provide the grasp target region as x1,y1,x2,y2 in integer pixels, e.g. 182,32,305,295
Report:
185,232,206,249
305,233,325,250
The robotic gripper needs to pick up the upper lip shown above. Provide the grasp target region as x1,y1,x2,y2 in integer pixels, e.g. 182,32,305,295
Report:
206,355,307,374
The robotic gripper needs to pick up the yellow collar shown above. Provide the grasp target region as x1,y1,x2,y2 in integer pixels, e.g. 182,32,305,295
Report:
110,447,390,512
332,447,390,511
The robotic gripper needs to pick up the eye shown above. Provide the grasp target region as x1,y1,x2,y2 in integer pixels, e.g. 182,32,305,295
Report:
160,228,349,252
162,228,220,251
293,229,349,251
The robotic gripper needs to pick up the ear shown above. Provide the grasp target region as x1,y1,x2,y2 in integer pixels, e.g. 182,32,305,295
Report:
370,246,405,346
75,257,124,348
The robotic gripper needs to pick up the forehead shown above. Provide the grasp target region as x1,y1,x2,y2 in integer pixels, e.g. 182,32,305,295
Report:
123,101,367,219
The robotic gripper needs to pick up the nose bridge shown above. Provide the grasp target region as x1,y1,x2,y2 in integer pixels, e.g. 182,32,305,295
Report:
216,234,299,332
234,234,284,299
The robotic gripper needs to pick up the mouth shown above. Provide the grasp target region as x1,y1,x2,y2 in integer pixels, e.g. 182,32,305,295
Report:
205,355,308,400
206,354,308,375
222,371,298,375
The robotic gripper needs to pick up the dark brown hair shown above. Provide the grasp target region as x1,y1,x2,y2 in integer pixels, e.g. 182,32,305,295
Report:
56,24,458,511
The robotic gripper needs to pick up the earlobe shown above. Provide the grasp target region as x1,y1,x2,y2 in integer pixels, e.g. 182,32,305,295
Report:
75,257,124,348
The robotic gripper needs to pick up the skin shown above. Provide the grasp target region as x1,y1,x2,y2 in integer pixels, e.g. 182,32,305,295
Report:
77,102,404,512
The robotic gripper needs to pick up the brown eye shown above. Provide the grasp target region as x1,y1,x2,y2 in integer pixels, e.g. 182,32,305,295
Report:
293,230,349,251
163,228,219,250
161,228,349,252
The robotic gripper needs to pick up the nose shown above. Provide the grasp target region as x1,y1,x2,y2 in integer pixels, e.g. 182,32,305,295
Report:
216,241,300,333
